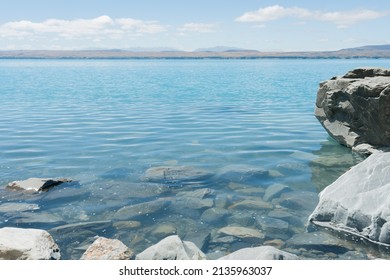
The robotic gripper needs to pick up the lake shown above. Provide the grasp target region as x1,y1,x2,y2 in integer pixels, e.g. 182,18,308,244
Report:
0,58,389,259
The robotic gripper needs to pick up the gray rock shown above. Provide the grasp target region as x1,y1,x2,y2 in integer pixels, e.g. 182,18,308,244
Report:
0,227,60,260
217,165,269,183
309,152,390,244
6,177,72,192
201,208,230,224
268,210,304,227
0,202,39,213
256,216,290,240
278,191,318,211
263,184,291,201
150,224,177,240
227,182,265,196
80,237,134,260
286,231,351,254
10,212,64,227
215,226,265,243
315,67,390,150
136,235,206,260
230,199,272,210
113,198,172,221
219,246,299,260
141,166,213,184
176,188,215,199
174,197,214,211
50,220,112,235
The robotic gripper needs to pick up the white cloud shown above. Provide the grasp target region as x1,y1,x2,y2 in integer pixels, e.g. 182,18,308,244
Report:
116,18,167,34
178,23,217,33
0,15,167,39
236,5,310,22
236,5,388,27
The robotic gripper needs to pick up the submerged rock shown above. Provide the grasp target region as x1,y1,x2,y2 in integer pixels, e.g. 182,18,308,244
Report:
136,235,206,260
215,226,264,243
6,177,73,192
256,216,290,240
50,220,112,235
278,191,318,211
141,166,213,184
309,152,390,245
286,231,352,254
315,67,390,151
81,237,134,260
263,183,291,201
0,227,60,260
219,246,299,260
113,198,172,221
216,165,270,184
0,202,40,213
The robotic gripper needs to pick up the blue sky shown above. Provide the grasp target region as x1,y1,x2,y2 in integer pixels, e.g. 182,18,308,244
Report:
0,0,389,51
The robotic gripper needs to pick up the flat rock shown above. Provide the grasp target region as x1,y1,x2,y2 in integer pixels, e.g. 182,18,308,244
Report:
0,202,40,213
219,246,299,260
174,197,214,211
141,166,213,184
176,188,216,199
9,212,64,227
278,191,318,211
201,208,230,224
256,216,290,240
136,235,206,260
268,210,304,227
216,165,269,184
230,199,272,210
216,226,265,243
315,67,390,150
286,231,352,254
309,152,390,245
80,237,134,260
263,183,291,201
113,198,172,221
6,177,72,192
151,224,177,240
0,227,60,260
50,220,112,235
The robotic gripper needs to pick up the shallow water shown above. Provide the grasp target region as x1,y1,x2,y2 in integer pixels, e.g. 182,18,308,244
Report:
0,59,388,259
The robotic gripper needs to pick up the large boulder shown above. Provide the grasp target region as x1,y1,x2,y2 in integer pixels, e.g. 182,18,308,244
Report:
315,67,390,151
309,152,390,245
0,227,60,260
136,235,206,260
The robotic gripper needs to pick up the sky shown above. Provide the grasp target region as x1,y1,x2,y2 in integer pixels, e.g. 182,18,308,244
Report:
0,0,389,51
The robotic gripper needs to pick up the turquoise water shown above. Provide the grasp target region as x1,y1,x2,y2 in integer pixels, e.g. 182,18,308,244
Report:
0,59,389,259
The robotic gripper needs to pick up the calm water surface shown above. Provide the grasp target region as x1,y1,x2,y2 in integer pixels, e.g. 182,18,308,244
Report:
0,59,389,259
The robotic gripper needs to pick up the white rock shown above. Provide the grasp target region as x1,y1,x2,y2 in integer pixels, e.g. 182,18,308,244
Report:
6,177,72,192
80,237,134,260
136,235,206,260
0,227,60,260
218,246,299,260
309,152,390,244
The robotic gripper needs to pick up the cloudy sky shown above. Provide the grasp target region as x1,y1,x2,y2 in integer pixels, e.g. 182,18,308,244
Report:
1,0,389,51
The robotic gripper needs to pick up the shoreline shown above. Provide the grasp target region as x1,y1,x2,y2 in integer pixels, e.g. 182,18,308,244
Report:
1,50,390,59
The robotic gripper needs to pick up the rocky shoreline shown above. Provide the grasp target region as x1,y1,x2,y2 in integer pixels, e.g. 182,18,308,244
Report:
1,67,390,260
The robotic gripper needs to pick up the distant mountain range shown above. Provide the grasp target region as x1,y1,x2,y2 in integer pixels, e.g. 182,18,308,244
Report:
341,44,390,51
1,44,389,59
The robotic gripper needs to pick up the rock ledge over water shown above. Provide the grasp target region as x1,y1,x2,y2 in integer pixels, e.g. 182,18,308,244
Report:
315,67,390,153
